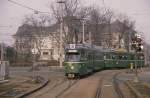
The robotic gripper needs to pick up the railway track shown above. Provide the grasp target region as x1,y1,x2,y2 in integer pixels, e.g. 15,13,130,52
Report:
113,72,124,98
24,78,79,98
95,71,124,98
95,77,104,98
55,79,79,98
24,70,138,98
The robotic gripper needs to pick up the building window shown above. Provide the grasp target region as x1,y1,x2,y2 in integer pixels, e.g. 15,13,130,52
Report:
43,52,49,55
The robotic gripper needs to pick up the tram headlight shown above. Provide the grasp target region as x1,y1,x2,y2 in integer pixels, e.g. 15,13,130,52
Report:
71,66,74,69
116,61,118,64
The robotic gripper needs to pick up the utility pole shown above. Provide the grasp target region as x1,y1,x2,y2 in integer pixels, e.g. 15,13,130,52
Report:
89,31,92,44
1,43,4,61
82,20,85,43
57,0,65,67
31,47,37,81
128,32,131,52
0,43,5,80
134,52,139,82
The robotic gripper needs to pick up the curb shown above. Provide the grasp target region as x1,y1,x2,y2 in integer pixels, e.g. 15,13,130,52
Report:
125,81,148,98
0,80,9,84
16,79,49,98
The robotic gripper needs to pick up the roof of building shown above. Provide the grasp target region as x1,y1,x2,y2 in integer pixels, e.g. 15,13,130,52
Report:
14,23,60,37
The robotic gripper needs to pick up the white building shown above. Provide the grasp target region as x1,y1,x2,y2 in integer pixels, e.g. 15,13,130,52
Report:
14,24,61,61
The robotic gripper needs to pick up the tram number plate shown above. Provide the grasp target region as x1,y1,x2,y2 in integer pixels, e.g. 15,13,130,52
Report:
68,74,75,78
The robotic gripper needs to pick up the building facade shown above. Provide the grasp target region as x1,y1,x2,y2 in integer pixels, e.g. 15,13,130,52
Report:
13,24,61,61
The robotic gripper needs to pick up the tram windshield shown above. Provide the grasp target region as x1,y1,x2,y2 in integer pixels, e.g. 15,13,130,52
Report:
65,53,80,61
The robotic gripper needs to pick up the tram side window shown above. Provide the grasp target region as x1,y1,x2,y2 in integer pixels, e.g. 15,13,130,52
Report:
103,53,108,59
88,53,91,60
88,52,93,61
81,51,87,61
95,54,98,60
95,54,99,60
118,55,122,59
131,55,134,60
104,53,110,59
98,53,103,60
112,55,116,59
118,55,128,60
124,55,128,59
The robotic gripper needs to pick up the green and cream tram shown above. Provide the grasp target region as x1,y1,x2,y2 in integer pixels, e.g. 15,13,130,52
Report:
64,44,144,78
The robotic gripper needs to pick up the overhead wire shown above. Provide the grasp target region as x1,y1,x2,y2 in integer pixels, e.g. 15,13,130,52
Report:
7,0,51,14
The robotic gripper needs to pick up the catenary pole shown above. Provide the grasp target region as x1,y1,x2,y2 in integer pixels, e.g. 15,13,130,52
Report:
57,0,65,67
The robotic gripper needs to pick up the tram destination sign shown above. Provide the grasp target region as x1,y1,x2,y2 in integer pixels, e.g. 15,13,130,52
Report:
69,44,76,49
68,49,78,52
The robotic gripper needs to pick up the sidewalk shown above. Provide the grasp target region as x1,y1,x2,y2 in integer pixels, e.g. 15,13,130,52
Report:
0,80,9,84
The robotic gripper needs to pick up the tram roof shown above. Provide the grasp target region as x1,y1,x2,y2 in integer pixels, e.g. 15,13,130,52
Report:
65,43,111,52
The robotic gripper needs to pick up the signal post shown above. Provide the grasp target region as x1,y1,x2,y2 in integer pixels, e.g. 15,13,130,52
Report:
131,33,144,82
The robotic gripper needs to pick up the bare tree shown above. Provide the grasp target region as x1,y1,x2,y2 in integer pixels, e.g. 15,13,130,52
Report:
104,8,114,48
50,0,91,44
50,1,136,50
19,14,58,80
23,14,61,59
86,7,114,46
50,0,80,22
115,14,135,48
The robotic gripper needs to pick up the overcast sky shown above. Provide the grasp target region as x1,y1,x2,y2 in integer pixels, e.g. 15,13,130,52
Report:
0,0,150,46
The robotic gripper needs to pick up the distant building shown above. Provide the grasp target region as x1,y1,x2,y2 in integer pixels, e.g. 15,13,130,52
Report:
14,19,136,62
13,16,84,62
13,24,61,61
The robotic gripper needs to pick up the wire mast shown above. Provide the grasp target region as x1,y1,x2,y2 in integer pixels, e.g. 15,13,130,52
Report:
57,0,65,67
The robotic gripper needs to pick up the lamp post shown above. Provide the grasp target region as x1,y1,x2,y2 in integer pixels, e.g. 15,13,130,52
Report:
128,32,131,52
31,47,38,81
72,18,86,44
57,0,65,67
89,31,92,44
82,20,85,43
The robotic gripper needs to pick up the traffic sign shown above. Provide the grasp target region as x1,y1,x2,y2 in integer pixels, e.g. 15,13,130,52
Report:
31,48,38,54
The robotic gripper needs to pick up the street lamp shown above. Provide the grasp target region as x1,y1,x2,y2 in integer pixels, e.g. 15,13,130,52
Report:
57,0,65,67
31,47,38,81
82,20,85,43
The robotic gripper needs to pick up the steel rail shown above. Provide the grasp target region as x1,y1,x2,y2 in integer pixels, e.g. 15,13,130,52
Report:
95,71,124,98
55,79,79,98
113,72,124,98
95,77,103,98
23,78,67,98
